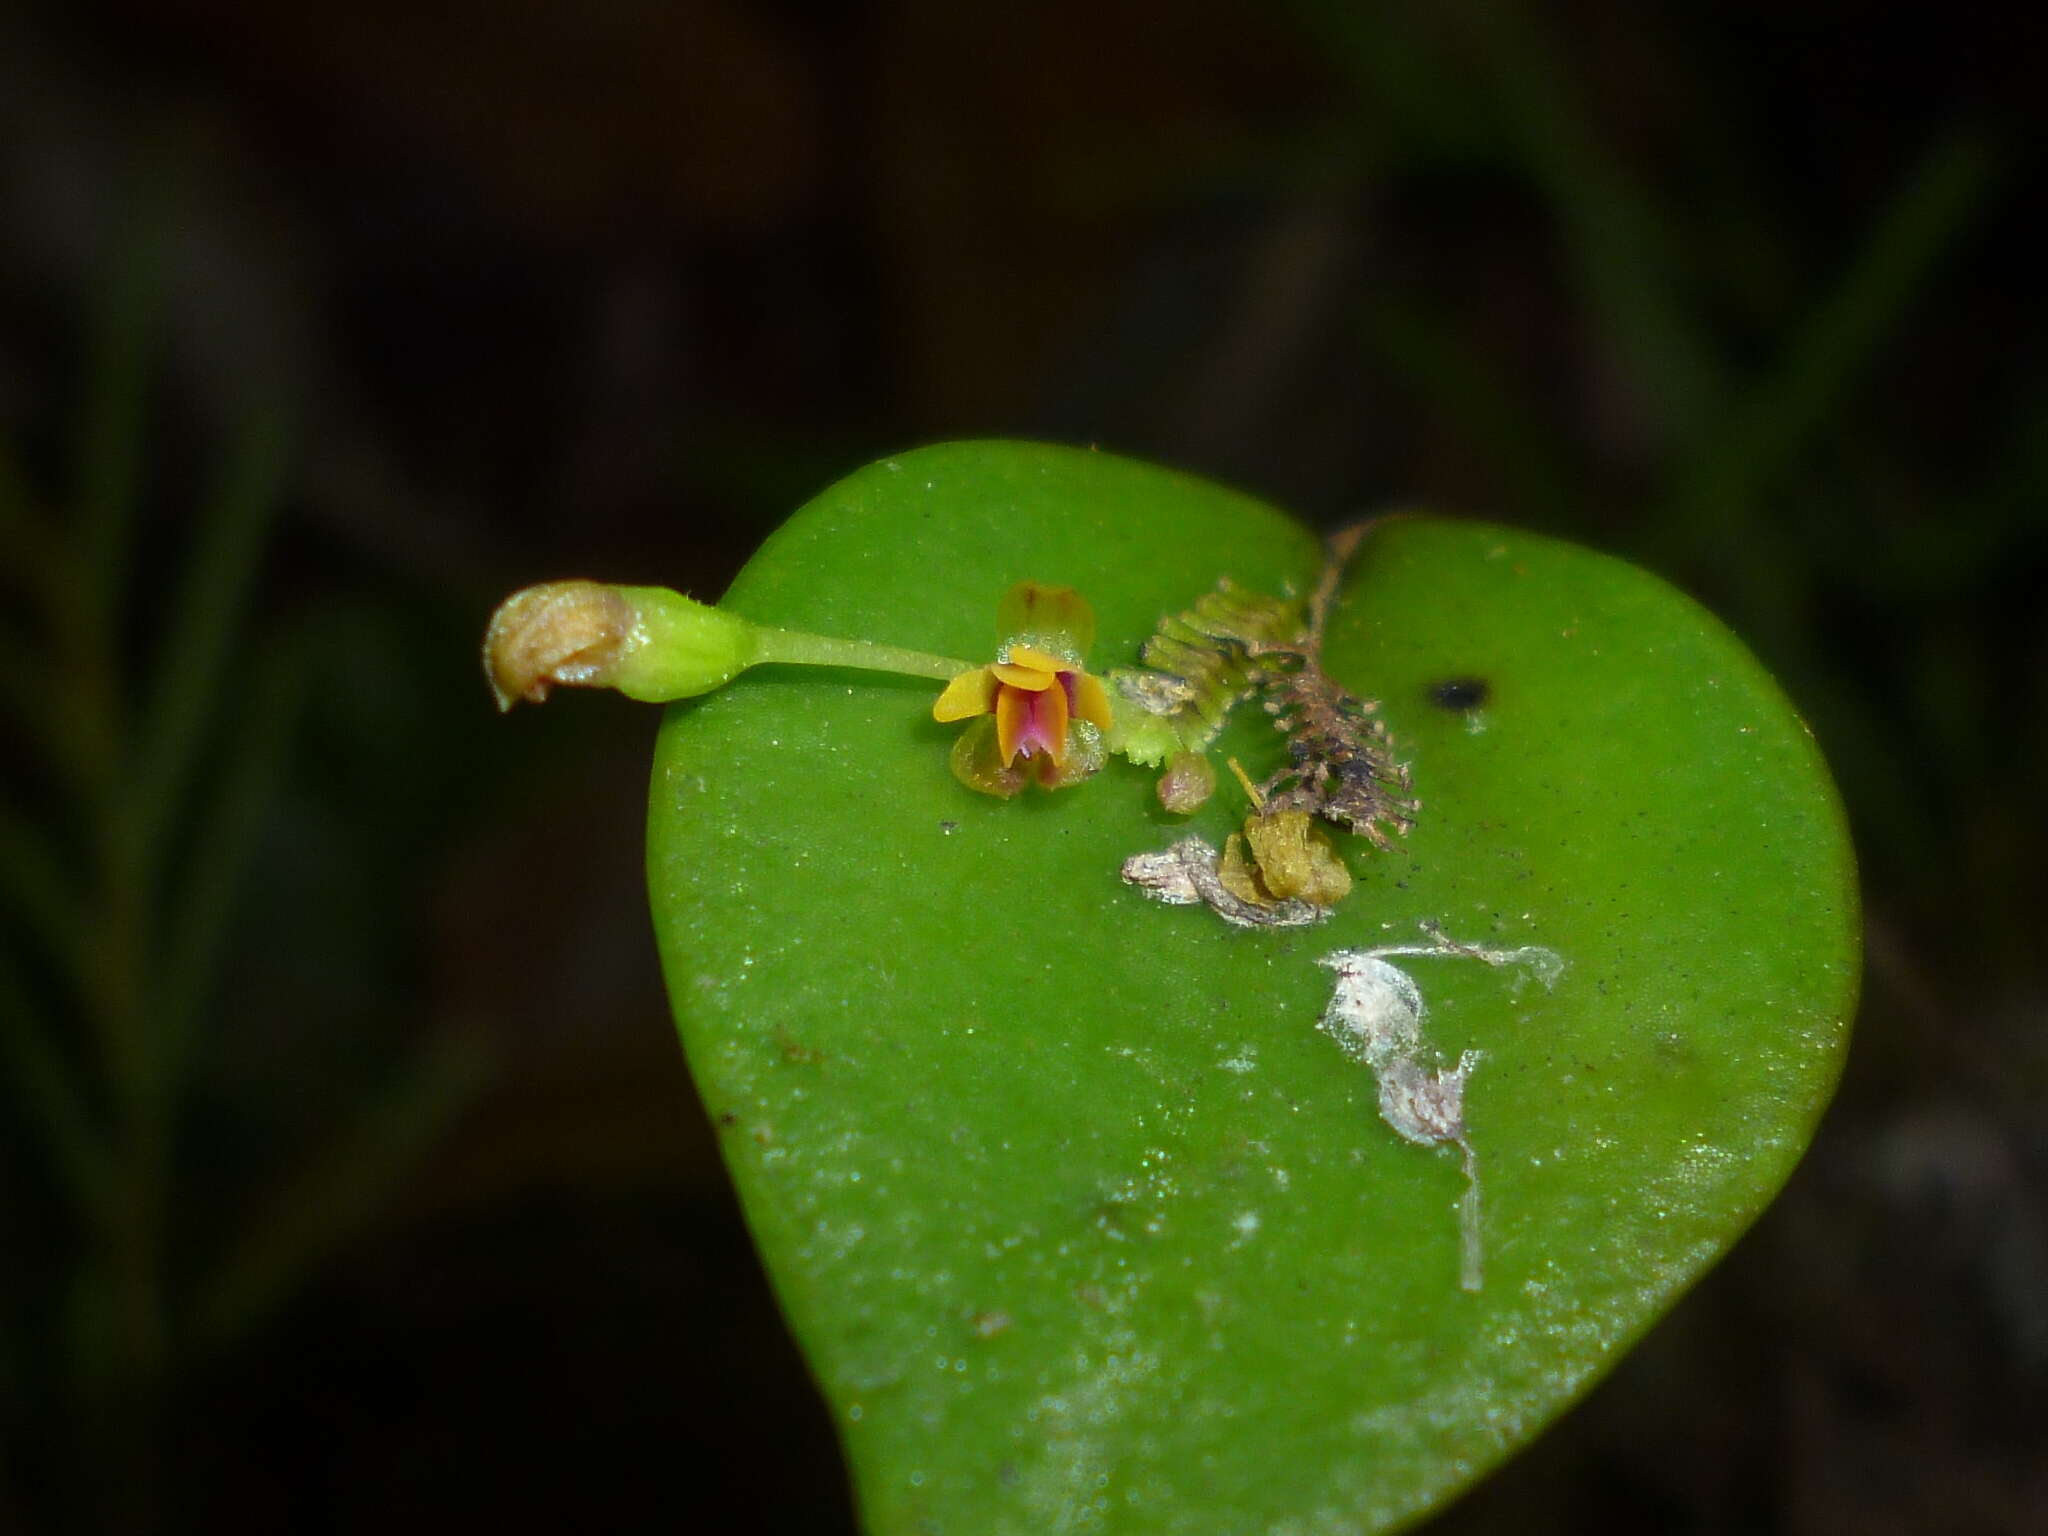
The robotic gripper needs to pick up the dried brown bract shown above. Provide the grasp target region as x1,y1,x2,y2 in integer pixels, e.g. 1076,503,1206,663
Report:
1119,836,1330,929
1244,533,1417,847
1254,667,1417,849
484,580,635,710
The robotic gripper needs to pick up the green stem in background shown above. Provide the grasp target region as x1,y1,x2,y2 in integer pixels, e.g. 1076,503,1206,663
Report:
483,579,972,711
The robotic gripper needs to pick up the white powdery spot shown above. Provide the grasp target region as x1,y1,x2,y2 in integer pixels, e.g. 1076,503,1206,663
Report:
1315,931,1563,1293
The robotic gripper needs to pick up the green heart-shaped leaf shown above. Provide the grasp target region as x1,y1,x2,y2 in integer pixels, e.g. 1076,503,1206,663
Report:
646,441,1857,1533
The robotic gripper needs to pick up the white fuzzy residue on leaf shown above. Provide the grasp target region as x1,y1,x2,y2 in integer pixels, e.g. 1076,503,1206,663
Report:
1315,930,1563,1292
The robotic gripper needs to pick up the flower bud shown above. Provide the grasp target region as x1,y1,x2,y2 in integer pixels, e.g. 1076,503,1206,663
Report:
484,581,755,710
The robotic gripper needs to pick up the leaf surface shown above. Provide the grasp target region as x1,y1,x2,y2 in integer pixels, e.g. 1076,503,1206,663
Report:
646,441,1857,1534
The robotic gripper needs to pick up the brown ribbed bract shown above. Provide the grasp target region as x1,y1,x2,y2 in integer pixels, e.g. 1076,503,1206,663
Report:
1256,664,1417,850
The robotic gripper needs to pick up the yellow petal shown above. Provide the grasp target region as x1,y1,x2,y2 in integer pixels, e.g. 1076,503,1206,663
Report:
1070,670,1114,730
990,660,1057,691
932,667,998,722
1038,677,1071,766
1002,644,1071,675
995,683,1031,763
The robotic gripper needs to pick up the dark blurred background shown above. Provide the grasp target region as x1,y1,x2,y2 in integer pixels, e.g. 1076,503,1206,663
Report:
1,2,2042,1531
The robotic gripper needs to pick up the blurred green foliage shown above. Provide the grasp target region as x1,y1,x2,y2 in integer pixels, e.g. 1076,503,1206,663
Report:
0,225,490,1528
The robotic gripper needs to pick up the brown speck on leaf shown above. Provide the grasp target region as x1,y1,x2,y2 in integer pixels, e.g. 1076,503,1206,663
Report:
777,1030,826,1065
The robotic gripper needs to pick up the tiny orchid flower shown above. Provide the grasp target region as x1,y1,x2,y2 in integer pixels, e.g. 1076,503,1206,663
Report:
932,581,1115,796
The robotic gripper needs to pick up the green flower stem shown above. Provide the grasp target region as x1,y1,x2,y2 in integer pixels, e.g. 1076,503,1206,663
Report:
745,624,970,683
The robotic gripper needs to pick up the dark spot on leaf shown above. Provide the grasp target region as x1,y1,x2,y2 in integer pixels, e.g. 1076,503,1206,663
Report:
777,1029,826,1065
1428,677,1490,710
